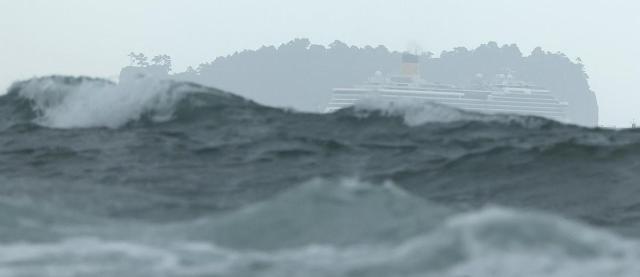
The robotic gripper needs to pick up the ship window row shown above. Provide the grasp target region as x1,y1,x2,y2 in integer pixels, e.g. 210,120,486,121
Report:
490,95,558,101
379,93,463,99
489,98,560,104
333,91,465,99
382,86,475,94
494,93,556,98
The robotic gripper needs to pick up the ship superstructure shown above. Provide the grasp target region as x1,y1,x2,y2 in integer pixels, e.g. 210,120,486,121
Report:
325,53,569,122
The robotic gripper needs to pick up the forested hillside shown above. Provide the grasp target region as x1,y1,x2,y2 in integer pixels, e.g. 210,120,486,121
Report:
129,39,598,125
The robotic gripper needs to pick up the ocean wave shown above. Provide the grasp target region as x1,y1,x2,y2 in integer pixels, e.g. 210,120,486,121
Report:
2,180,640,277
3,75,640,275
2,76,640,229
352,97,567,129
3,76,247,129
2,76,577,131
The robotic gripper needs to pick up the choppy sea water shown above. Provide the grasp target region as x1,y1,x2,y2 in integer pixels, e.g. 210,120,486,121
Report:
1,76,640,276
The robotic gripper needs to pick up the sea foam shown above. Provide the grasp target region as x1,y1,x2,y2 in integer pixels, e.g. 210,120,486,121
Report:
2,180,639,277
353,97,560,128
16,77,183,129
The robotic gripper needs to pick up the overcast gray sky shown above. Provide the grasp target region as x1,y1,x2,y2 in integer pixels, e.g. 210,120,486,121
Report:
1,0,638,126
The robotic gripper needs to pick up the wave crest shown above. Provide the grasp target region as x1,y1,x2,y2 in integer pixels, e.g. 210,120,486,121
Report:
352,98,566,129
4,76,250,129
12,76,184,129
4,180,638,277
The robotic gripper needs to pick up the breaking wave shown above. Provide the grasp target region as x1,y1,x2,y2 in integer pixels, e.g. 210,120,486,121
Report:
3,76,245,129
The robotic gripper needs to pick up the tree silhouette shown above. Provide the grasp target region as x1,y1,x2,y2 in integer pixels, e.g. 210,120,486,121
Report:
151,55,172,71
128,52,149,67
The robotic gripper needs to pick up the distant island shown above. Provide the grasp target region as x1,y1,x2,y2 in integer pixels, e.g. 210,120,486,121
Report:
121,39,598,126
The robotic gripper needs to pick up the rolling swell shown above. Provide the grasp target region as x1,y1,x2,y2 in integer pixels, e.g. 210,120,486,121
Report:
1,76,640,226
1,180,640,277
2,76,640,275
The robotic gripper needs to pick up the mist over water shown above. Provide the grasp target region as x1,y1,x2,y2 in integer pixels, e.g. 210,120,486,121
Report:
1,76,640,276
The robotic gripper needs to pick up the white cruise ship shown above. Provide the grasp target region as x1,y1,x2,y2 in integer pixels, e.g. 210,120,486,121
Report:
325,53,570,122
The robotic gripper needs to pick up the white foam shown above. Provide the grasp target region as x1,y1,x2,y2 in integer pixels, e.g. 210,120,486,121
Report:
18,77,184,129
0,237,182,277
212,207,640,277
2,180,639,276
353,98,556,128
353,98,481,126
439,207,640,277
2,207,640,277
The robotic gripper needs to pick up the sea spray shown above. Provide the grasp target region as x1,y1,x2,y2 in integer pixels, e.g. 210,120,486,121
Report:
13,76,185,128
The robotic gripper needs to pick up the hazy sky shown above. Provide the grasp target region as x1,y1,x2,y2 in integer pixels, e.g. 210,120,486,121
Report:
1,0,638,126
